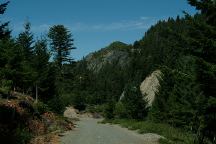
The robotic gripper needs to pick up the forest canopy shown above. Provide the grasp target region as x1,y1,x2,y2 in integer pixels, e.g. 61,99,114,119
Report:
0,0,215,144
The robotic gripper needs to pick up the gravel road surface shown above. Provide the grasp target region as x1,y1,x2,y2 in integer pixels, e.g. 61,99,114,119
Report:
60,118,161,144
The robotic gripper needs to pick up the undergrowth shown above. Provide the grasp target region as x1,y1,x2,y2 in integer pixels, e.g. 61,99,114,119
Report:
102,119,195,144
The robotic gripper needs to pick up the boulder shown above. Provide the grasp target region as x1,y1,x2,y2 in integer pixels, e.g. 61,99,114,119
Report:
63,107,79,119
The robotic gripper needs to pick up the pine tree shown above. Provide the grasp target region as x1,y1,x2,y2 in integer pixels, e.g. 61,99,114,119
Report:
17,21,34,61
0,1,10,39
186,1,216,142
188,0,216,25
48,25,75,68
15,22,36,94
33,38,50,102
121,83,148,120
0,1,12,96
0,39,16,95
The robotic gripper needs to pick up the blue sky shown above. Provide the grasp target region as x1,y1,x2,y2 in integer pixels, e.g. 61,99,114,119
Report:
4,0,196,60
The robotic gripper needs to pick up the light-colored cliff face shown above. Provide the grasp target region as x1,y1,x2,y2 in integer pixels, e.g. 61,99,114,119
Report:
86,50,130,73
85,41,131,73
140,70,162,106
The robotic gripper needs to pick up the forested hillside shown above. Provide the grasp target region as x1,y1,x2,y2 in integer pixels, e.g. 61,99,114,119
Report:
0,0,216,144
69,1,216,143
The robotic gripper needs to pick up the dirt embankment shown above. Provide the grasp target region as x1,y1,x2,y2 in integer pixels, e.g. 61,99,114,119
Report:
0,92,74,144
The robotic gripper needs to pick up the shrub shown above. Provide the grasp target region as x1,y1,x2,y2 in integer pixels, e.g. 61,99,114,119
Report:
86,104,105,113
73,92,86,111
15,126,32,144
114,102,127,118
0,79,12,96
104,100,115,119
33,101,50,114
47,95,65,114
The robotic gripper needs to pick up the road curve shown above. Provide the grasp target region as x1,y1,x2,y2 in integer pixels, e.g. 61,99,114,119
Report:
60,118,161,144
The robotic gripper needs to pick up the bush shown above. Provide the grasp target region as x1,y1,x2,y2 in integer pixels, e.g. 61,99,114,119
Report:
0,79,12,96
73,92,86,111
114,102,127,118
33,101,49,114
86,104,105,114
15,126,32,144
104,100,115,119
61,93,74,107
47,95,65,114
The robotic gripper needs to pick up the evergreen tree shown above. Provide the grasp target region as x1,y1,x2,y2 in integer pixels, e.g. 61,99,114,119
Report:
16,22,36,94
186,1,216,142
48,25,75,68
188,0,216,25
17,21,34,61
121,83,148,120
0,1,12,95
0,38,16,95
33,38,50,101
0,1,10,39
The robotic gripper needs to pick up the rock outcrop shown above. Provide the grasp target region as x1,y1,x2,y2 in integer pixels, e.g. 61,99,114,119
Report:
64,107,79,119
140,70,162,106
84,41,131,73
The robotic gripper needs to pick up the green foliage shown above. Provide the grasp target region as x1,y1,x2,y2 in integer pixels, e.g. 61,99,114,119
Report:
72,91,87,111
114,102,127,118
33,38,52,100
0,79,12,95
0,1,10,39
104,100,115,119
46,25,76,112
17,21,34,61
15,126,32,144
0,38,18,91
86,104,106,114
120,84,149,120
33,101,50,114
1,126,32,144
188,0,216,25
13,22,38,97
68,2,215,142
150,61,202,128
48,25,75,68
47,95,65,114
103,119,195,144
69,42,132,106
0,0,216,143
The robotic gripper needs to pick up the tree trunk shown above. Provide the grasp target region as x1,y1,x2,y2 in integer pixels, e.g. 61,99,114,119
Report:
35,84,38,103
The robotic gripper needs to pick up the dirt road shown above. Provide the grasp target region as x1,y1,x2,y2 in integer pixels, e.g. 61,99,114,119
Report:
60,118,161,144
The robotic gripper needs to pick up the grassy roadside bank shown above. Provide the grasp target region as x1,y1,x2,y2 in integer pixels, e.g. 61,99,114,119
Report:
101,119,195,144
